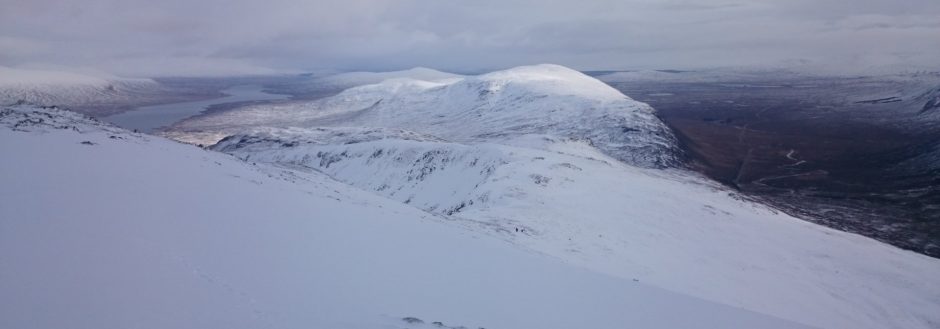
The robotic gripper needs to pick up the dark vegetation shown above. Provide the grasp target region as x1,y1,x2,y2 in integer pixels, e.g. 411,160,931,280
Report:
599,74,940,257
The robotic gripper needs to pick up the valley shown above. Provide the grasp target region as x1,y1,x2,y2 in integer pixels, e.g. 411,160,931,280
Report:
4,2,939,328
149,68,940,258
4,65,939,329
596,72,940,256
103,84,289,133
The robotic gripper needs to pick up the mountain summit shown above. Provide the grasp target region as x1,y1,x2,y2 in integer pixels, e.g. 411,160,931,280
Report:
171,64,680,167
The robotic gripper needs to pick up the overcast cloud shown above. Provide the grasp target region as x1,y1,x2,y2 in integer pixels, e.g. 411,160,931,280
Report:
0,0,937,77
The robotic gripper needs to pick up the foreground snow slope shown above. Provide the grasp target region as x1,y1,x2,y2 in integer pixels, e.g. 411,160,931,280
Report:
0,66,159,109
0,105,816,329
212,128,940,329
169,64,679,168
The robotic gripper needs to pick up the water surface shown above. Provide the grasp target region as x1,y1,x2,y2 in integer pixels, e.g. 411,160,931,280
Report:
105,84,289,133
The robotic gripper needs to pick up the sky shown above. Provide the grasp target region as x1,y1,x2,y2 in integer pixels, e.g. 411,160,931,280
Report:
0,0,938,77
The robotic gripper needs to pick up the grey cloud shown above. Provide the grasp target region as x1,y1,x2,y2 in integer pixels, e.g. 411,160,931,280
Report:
0,0,937,76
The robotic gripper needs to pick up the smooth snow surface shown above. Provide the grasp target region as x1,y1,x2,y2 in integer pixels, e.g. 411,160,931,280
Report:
0,104,814,329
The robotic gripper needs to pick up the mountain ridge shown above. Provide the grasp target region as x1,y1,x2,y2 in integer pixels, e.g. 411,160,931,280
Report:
0,102,818,329
170,64,681,168
212,122,940,329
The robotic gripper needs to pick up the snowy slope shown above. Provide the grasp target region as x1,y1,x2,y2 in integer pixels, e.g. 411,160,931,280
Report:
0,104,819,329
212,125,940,329
0,66,160,110
170,64,679,168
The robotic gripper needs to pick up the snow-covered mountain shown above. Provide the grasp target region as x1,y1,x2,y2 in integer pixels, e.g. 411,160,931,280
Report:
319,67,463,87
269,67,464,100
213,125,940,329
7,63,940,329
180,64,940,329
0,66,160,114
169,64,680,168
0,104,818,329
